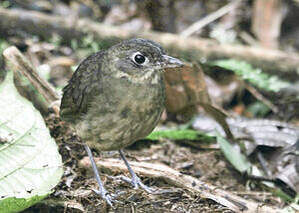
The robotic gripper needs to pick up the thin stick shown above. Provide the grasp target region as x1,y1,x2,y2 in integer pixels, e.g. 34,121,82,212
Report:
3,46,60,112
243,82,279,113
180,0,242,37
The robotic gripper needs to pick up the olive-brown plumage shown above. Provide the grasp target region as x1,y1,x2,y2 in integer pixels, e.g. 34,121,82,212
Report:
60,38,183,205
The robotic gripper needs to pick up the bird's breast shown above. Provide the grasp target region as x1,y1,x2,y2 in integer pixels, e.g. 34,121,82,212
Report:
76,74,165,151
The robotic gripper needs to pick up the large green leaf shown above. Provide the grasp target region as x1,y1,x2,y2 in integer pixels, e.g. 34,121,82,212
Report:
0,71,63,213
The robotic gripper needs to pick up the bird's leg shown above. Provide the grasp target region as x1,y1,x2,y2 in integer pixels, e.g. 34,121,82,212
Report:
84,145,113,206
119,149,153,193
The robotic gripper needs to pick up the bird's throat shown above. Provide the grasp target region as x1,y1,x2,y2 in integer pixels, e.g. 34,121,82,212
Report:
113,69,161,85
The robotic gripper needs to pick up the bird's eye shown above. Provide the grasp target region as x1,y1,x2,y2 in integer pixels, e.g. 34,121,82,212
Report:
131,52,149,65
134,54,145,64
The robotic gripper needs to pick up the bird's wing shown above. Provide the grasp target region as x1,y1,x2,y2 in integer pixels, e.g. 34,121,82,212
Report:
60,51,105,123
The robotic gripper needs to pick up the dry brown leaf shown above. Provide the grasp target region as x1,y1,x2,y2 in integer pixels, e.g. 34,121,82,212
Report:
164,63,209,118
165,63,233,138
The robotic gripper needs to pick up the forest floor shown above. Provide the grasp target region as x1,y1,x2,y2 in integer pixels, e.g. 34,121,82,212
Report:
22,114,281,213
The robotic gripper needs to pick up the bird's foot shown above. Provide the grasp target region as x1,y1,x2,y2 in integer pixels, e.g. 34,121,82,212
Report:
118,150,155,193
92,188,114,207
120,175,154,193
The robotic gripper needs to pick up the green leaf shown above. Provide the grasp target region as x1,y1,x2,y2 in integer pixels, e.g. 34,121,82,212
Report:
0,39,9,55
279,194,299,212
216,134,251,173
212,59,290,92
0,195,48,213
147,129,213,141
0,71,63,213
247,101,271,117
272,189,294,203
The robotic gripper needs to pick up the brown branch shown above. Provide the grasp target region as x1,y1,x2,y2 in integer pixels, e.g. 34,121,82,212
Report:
79,157,279,213
181,0,242,37
3,46,60,112
0,8,298,74
243,82,279,113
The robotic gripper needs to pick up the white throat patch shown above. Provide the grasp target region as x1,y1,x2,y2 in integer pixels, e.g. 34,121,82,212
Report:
113,69,160,84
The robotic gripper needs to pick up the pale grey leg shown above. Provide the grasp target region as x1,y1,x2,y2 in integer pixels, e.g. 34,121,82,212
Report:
119,149,153,193
84,145,113,206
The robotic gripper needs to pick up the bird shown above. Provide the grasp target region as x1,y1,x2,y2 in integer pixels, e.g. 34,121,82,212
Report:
60,38,183,206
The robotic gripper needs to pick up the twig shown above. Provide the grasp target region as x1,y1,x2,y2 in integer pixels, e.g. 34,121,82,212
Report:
257,151,272,177
245,174,276,183
3,46,60,112
243,82,279,113
180,0,242,37
79,157,279,213
239,31,259,46
233,191,272,196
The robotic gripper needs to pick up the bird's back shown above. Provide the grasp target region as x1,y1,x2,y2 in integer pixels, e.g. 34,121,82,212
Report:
60,51,105,124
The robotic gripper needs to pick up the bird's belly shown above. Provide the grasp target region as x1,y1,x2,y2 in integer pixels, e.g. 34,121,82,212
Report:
76,83,165,151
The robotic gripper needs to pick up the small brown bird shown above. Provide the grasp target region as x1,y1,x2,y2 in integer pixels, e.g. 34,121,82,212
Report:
60,38,183,205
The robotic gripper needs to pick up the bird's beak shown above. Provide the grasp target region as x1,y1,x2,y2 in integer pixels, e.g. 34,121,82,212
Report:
162,55,184,68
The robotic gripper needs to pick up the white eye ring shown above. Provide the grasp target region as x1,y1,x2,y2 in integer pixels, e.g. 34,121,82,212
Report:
131,52,149,66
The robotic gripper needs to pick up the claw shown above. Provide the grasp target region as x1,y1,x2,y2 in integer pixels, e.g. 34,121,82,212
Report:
92,188,114,207
120,175,154,193
119,150,155,194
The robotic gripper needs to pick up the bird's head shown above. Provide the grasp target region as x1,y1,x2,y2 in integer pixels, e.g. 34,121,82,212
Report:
104,38,183,83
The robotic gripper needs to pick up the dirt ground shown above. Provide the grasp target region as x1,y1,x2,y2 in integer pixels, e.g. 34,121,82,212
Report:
22,113,281,213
